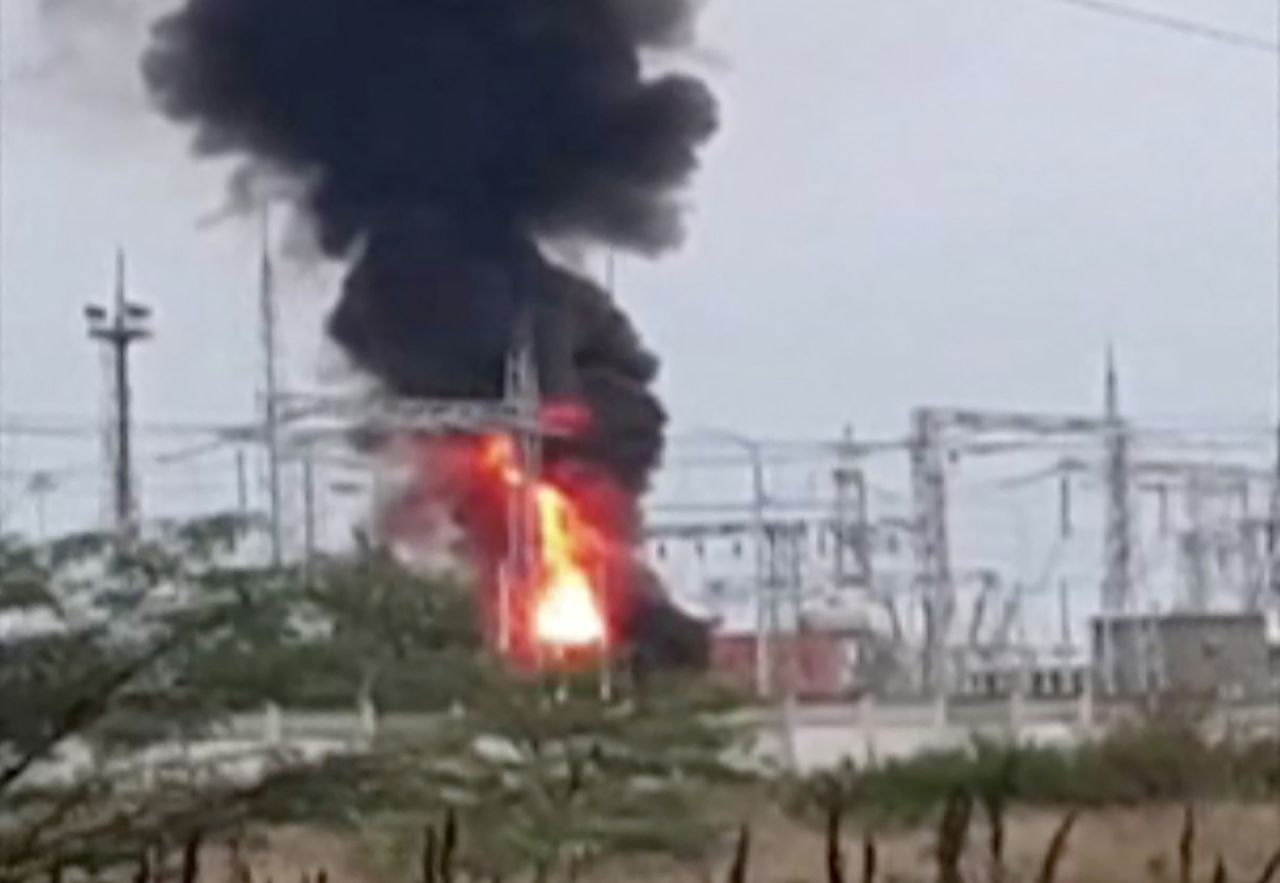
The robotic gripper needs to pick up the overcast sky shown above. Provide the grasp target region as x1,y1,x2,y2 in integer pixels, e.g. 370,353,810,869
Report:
1,0,1278,600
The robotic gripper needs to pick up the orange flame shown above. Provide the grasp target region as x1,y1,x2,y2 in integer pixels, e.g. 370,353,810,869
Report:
481,437,607,651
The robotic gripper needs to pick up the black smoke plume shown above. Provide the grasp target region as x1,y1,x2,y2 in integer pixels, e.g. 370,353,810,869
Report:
142,0,718,663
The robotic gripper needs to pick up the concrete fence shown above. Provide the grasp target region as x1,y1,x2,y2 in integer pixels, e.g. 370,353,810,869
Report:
216,690,1280,774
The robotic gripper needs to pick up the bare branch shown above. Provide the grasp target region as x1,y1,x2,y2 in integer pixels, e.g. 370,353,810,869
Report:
1034,811,1078,883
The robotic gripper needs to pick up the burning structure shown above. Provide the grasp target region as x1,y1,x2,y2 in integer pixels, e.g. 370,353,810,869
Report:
142,0,718,670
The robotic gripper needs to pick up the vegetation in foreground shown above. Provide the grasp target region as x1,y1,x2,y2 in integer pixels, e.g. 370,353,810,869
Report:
789,724,1280,828
9,518,1280,882
774,725,1280,882
89,797,1280,883
0,519,747,883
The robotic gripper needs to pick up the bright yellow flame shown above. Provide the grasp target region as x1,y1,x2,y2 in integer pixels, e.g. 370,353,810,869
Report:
481,436,608,651
532,485,606,649
534,573,607,647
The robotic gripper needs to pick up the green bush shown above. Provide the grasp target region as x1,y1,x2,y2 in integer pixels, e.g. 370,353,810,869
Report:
1078,722,1215,803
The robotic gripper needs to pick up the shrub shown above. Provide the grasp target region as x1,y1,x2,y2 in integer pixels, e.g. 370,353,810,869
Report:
792,724,1280,825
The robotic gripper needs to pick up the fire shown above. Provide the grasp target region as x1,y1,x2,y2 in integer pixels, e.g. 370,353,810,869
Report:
481,436,608,653
530,485,608,647
532,572,605,647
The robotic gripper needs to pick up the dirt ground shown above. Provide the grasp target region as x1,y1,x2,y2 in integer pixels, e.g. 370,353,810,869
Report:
219,803,1280,883
728,803,1280,883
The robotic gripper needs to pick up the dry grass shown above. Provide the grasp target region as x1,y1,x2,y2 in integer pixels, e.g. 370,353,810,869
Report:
200,804,1280,883
196,827,381,883
695,803,1280,883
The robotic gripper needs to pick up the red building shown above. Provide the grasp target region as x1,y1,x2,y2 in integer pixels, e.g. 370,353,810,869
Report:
710,629,853,700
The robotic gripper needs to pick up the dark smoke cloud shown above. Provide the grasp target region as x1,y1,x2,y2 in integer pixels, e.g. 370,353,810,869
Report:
142,0,718,666
143,0,717,494
611,0,701,48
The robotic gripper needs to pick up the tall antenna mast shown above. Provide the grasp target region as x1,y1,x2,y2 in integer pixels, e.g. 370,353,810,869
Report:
1101,345,1132,691
84,250,153,544
260,209,284,566
1269,0,1280,608
1102,346,1132,610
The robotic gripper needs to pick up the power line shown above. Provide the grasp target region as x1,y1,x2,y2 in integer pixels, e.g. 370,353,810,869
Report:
151,438,236,466
0,441,236,491
1043,0,1278,53
0,415,255,439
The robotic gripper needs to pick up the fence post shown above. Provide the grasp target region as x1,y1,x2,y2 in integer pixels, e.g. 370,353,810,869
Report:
359,693,378,742
858,692,878,763
933,691,949,733
1008,682,1025,740
1077,679,1095,733
263,702,283,745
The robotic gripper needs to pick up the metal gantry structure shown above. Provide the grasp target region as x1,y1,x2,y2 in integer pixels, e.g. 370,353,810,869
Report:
650,369,1195,697
648,346,1280,698
908,403,1114,694
84,250,153,543
1057,455,1273,612
650,429,908,698
49,250,1280,701
55,274,1280,700
268,318,547,651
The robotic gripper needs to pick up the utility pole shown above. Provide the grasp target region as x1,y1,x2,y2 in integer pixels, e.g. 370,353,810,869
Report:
1271,0,1280,754
302,456,317,567
1058,473,1073,539
259,212,284,566
1183,472,1209,611
1058,579,1072,651
501,312,541,655
1101,347,1132,694
235,449,248,515
832,426,871,591
1271,0,1280,610
745,447,771,698
911,409,952,696
27,471,55,543
780,518,802,770
84,250,152,544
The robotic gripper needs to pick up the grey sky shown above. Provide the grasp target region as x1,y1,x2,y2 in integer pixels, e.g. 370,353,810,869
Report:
626,0,1280,441
1,0,1278,594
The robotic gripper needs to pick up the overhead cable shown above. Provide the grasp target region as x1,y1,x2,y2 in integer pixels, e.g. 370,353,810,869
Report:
1043,0,1277,54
